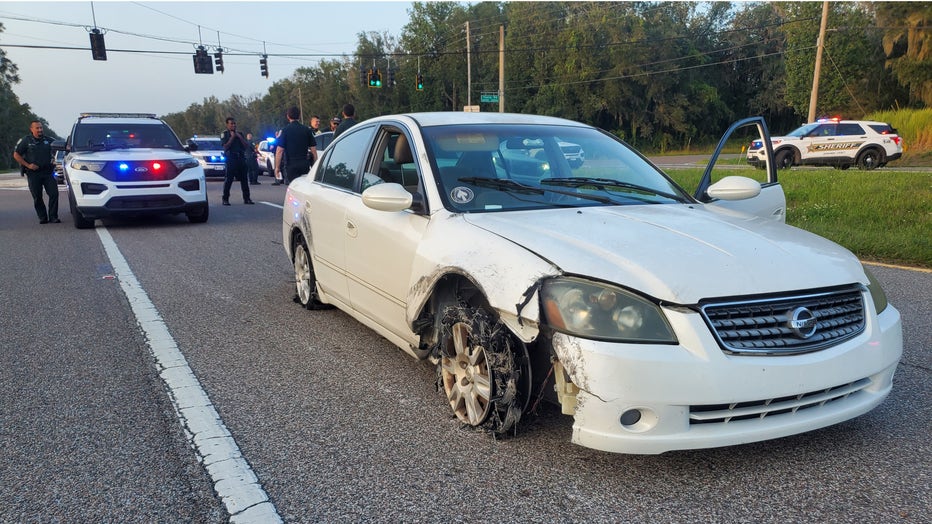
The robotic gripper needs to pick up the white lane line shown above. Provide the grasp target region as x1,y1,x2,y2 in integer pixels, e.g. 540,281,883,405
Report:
260,201,283,209
95,227,282,524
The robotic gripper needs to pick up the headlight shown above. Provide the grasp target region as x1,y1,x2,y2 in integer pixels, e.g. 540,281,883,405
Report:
541,277,677,343
71,159,106,171
172,157,200,170
863,265,888,314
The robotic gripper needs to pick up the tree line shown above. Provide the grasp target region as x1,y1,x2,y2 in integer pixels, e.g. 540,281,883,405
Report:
3,2,929,170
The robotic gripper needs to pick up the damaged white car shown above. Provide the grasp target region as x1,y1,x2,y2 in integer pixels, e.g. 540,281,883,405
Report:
282,112,902,454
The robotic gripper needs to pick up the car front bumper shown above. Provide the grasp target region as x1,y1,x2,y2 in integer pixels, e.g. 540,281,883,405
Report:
551,303,902,454
68,170,208,218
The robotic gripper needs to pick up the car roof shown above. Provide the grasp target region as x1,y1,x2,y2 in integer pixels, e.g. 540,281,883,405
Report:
76,117,167,126
373,112,591,128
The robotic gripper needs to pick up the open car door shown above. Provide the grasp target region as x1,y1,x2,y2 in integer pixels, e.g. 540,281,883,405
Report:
694,117,786,222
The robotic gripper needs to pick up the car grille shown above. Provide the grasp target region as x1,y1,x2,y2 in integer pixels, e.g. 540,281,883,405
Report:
689,377,871,425
700,286,865,355
99,161,180,181
105,195,186,210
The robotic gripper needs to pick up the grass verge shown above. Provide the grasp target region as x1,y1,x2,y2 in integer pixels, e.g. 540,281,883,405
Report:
664,167,932,269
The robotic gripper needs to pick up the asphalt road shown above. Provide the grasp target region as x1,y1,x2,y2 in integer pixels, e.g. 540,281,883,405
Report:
1,174,929,523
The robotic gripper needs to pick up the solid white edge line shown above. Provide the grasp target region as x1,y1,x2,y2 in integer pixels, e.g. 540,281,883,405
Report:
95,227,282,524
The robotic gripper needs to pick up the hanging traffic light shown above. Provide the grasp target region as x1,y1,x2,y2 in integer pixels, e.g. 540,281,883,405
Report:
360,67,368,86
214,49,224,74
367,68,382,88
416,73,424,91
193,46,213,74
387,68,395,87
259,55,269,78
89,29,107,61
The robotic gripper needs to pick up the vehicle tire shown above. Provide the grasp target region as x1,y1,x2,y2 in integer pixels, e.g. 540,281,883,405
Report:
857,148,883,171
293,236,331,310
439,305,531,437
68,190,95,229
774,149,794,170
186,202,209,223
266,161,274,175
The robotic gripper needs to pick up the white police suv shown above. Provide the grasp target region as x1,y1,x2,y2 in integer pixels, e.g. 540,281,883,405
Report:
60,113,209,229
747,118,903,171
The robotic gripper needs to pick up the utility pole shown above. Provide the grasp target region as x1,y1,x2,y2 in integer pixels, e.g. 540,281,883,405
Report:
466,21,472,108
807,1,829,123
499,25,505,113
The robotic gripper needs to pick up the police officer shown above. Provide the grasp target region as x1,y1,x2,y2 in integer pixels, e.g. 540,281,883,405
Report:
220,117,254,205
274,106,317,185
13,120,59,224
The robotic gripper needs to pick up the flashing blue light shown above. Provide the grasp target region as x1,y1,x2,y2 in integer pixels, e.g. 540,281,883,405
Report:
267,137,276,144
119,163,129,172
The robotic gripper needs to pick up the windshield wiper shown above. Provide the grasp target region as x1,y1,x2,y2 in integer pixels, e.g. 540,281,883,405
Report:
540,177,687,202
457,176,616,205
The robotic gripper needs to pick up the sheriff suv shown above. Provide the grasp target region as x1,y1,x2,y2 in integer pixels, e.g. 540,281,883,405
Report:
60,113,209,229
746,118,903,171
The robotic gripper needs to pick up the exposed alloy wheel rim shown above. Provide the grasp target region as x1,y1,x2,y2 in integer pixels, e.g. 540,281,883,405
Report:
294,244,312,305
441,321,493,425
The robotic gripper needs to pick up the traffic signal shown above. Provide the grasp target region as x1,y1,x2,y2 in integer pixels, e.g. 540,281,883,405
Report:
367,68,382,88
89,29,107,61
416,73,424,91
259,55,269,78
360,67,368,86
214,49,224,74
193,46,213,74
387,68,395,87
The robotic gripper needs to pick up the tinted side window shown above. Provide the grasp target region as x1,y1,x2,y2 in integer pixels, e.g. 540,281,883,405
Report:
868,124,895,134
812,124,836,137
319,126,376,190
837,123,865,135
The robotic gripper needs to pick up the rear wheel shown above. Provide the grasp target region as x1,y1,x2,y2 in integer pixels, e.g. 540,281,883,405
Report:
439,305,530,436
293,237,331,310
857,148,883,170
68,190,94,229
774,149,794,170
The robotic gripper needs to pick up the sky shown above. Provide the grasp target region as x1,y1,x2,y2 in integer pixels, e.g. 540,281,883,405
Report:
0,1,416,136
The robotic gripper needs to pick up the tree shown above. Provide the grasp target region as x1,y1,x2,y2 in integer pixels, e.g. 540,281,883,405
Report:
874,2,932,106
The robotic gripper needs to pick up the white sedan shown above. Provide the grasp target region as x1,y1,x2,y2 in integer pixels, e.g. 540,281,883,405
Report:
282,112,902,454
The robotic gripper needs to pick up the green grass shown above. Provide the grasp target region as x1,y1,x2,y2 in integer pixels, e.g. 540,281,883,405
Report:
664,167,932,268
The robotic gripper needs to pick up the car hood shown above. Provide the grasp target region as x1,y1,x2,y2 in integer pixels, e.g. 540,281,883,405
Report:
462,205,865,304
72,149,193,160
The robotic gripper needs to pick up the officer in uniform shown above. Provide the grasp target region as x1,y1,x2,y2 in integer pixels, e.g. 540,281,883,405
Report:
274,106,317,185
220,117,254,205
13,120,59,224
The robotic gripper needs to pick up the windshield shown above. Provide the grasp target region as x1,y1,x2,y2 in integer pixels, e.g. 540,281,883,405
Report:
190,138,223,150
786,123,820,138
71,122,184,152
421,124,691,212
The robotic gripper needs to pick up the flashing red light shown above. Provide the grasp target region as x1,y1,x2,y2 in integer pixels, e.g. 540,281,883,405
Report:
152,162,162,170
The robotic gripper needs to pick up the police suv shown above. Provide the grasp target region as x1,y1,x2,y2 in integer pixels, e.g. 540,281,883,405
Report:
60,113,209,229
186,136,227,178
746,118,903,171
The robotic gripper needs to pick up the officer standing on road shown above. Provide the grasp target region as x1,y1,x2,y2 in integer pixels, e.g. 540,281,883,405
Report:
274,106,317,185
245,132,261,185
220,117,254,205
13,120,59,224
332,104,357,139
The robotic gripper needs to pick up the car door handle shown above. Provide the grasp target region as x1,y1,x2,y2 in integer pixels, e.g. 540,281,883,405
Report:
346,220,358,238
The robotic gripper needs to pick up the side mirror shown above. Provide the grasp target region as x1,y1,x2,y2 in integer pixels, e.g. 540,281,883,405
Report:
361,182,413,212
706,176,761,201
186,140,198,152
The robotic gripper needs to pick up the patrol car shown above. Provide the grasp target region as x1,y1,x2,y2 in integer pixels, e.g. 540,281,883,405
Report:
186,136,226,178
746,118,903,170
59,113,209,228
